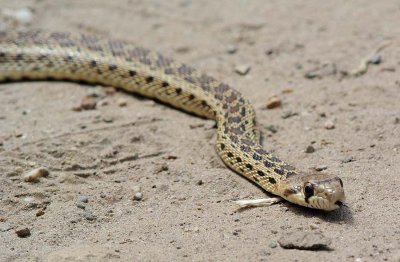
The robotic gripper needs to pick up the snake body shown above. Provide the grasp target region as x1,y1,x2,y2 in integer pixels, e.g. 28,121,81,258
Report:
0,30,345,210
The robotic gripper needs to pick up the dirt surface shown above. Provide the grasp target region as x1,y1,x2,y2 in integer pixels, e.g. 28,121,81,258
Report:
0,1,399,261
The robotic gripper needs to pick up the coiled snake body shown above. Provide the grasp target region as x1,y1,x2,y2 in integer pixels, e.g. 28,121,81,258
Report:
0,30,346,211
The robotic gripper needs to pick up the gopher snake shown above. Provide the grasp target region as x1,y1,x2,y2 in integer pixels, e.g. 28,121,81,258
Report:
0,30,346,211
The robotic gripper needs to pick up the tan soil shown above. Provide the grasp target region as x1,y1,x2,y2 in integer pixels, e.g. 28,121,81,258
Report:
0,1,399,261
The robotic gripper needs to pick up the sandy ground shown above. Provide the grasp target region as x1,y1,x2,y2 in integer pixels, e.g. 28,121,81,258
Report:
0,1,399,261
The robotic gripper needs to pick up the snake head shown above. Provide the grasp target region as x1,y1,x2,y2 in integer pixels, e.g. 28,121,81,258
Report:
279,173,346,211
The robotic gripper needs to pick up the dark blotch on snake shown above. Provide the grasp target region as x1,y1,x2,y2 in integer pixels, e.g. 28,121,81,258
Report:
164,68,173,75
129,70,137,77
245,163,253,170
236,157,242,162
188,94,195,100
109,64,117,71
220,144,225,150
146,76,154,83
15,53,23,61
269,156,281,162
175,88,182,94
161,81,169,87
240,107,246,117
227,152,233,158
38,54,47,60
255,148,267,155
90,60,97,67
240,145,251,153
264,161,274,168
284,187,298,197
268,177,277,184
257,170,265,176
252,153,262,161
274,168,285,176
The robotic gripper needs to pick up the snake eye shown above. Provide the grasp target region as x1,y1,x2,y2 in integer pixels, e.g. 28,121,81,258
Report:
304,183,314,199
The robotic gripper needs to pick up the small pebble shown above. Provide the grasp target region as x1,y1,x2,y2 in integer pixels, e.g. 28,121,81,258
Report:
226,45,238,54
234,64,251,75
78,195,89,203
15,227,31,238
23,167,49,182
22,196,38,208
394,117,399,124
118,99,127,107
304,62,337,79
98,100,109,107
36,209,45,217
232,229,241,236
156,164,169,173
13,8,34,24
102,116,114,123
369,53,381,64
305,145,315,153
268,240,277,248
80,96,97,110
278,231,331,250
342,157,356,163
175,46,190,53
324,120,335,129
266,96,281,109
76,202,86,209
265,49,275,56
133,192,143,201
84,212,96,221
265,125,278,133
315,165,328,171
281,110,298,119
282,88,293,94
197,180,203,185
104,87,116,95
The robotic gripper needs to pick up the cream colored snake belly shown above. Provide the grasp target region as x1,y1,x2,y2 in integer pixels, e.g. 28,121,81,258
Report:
0,30,346,211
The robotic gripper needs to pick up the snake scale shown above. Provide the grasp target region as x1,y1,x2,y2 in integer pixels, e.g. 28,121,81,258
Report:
0,30,346,210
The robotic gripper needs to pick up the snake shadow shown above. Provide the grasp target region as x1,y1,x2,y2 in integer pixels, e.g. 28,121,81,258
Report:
283,201,354,225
